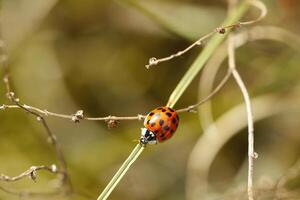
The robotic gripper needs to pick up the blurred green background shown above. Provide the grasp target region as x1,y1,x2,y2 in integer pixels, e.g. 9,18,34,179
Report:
1,0,300,199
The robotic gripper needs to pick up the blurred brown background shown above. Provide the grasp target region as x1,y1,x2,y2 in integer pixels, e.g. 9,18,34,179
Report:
0,0,300,199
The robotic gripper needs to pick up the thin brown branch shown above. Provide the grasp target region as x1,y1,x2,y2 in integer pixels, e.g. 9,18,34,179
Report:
0,165,59,182
145,0,267,69
0,103,146,126
0,95,72,196
145,23,240,69
85,115,145,121
0,165,69,198
0,23,72,196
6,92,71,189
177,68,232,113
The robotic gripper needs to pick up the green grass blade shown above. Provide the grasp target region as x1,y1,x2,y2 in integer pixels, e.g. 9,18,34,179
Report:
167,1,249,108
97,144,145,200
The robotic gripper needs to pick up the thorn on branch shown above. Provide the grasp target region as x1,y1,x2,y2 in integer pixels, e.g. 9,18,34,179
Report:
30,170,37,182
7,91,15,100
71,110,84,123
106,118,120,129
0,104,6,110
216,27,226,34
137,114,144,120
252,152,259,159
146,57,158,69
234,22,242,30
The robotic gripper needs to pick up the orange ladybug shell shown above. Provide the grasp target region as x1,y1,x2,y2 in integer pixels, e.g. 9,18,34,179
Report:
144,106,179,142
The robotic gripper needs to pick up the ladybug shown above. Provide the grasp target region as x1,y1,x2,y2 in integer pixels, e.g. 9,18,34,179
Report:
140,106,179,145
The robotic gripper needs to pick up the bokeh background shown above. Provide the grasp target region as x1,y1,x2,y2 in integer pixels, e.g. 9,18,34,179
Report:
1,0,300,199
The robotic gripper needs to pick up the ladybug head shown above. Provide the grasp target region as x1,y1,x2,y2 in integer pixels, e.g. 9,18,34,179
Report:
140,128,157,145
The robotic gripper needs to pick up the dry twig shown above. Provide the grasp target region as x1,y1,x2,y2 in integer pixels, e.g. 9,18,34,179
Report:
145,23,240,69
0,103,146,124
0,21,71,196
228,35,257,200
0,165,59,182
145,0,267,69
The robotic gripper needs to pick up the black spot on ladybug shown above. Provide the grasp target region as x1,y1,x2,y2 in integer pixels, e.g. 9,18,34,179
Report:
176,115,179,120
157,107,163,110
154,130,159,134
162,108,166,112
159,119,164,126
170,129,175,134
149,112,154,116
172,118,177,124
151,123,156,127
160,133,165,138
163,126,170,131
168,108,175,112
166,112,172,117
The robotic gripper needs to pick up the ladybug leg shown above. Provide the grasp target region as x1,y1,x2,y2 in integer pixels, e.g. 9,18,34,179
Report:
139,137,148,146
140,128,157,145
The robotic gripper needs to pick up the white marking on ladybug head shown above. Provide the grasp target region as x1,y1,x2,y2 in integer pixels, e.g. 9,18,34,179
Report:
140,128,157,145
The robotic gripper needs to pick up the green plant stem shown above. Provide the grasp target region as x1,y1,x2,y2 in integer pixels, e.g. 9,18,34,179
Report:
97,144,145,200
166,0,249,109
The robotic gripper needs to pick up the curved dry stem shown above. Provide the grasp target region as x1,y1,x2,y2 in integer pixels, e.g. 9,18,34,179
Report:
185,92,300,200
240,0,267,25
97,143,145,200
228,35,256,200
198,26,300,130
177,68,232,113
